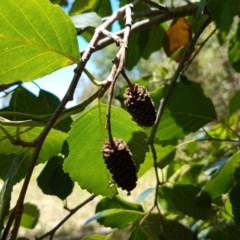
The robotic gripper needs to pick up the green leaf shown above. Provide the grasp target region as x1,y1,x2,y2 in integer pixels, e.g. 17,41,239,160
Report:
37,156,74,200
161,219,196,240
71,12,103,29
130,214,162,240
96,197,144,213
152,81,216,141
230,181,240,224
157,185,179,214
172,184,212,220
64,104,148,197
2,86,57,117
138,145,175,176
0,0,79,84
229,23,240,72
87,209,144,228
0,154,23,228
70,0,112,17
70,0,98,15
125,25,165,69
94,197,144,229
229,90,240,114
207,0,238,34
0,154,30,184
82,234,109,240
204,151,240,200
1,85,72,132
20,203,40,229
207,222,240,240
0,126,67,163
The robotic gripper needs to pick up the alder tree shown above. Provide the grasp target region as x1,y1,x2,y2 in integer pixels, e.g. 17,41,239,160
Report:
0,0,240,239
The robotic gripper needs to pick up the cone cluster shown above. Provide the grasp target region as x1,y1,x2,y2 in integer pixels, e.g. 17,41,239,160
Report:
102,138,137,194
124,84,156,127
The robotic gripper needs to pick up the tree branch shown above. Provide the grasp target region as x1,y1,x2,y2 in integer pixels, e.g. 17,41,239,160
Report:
4,4,135,240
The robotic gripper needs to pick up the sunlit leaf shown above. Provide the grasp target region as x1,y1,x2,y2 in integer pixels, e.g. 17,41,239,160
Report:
204,151,240,200
0,126,67,163
138,145,175,176
20,203,40,229
0,0,79,84
64,104,148,197
82,234,109,240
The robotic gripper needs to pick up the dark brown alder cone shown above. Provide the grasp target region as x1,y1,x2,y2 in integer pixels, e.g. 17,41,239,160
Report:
124,84,156,126
102,138,137,195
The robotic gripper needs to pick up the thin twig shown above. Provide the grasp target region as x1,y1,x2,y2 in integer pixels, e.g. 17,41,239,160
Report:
35,195,96,240
105,4,133,144
121,70,133,88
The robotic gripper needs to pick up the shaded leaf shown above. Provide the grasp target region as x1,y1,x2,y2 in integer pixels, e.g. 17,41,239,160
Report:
207,222,240,240
64,104,148,197
207,0,238,35
0,154,23,228
157,185,179,214
37,156,74,200
125,25,165,69
86,209,144,228
152,81,217,141
20,203,40,229
96,197,144,213
229,23,240,72
0,154,31,184
162,219,197,240
229,90,240,114
164,17,191,62
204,151,240,200
1,86,72,132
172,184,212,220
0,0,79,84
130,214,162,240
230,181,240,224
